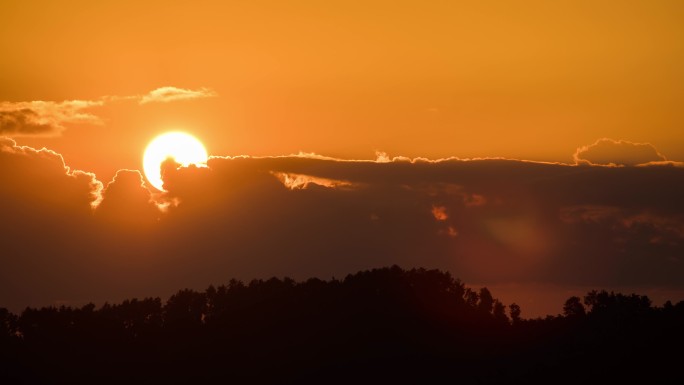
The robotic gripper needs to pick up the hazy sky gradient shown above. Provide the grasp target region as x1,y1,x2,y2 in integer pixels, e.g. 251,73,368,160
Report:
2,0,684,182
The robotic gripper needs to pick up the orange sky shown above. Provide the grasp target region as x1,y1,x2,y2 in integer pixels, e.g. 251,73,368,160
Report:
2,1,684,317
2,0,684,182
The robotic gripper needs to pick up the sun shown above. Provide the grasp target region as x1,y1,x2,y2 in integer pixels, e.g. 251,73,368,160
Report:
143,132,208,191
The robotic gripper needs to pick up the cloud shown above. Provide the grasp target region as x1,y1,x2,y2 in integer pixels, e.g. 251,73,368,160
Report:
0,137,103,206
574,138,667,166
0,138,104,308
155,155,684,287
636,160,684,168
0,100,103,136
1,86,217,137
431,205,448,221
2,142,684,315
271,172,354,190
95,170,161,228
375,151,392,163
139,87,218,104
560,205,684,243
559,205,623,224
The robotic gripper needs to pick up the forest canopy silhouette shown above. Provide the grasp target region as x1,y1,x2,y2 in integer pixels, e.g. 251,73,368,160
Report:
2,266,682,384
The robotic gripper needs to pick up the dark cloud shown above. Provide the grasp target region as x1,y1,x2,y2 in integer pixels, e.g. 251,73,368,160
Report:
0,140,170,310
0,137,102,208
158,155,684,289
95,170,161,228
1,140,683,315
574,138,667,166
0,138,102,308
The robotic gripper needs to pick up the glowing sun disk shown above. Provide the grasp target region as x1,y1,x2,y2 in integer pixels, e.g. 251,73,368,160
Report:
143,132,208,191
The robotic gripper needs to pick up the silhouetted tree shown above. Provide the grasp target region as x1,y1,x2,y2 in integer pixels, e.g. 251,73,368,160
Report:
464,288,479,307
584,290,652,319
117,297,163,337
0,308,17,339
509,303,521,324
493,300,508,323
478,287,494,314
164,289,207,330
563,296,586,318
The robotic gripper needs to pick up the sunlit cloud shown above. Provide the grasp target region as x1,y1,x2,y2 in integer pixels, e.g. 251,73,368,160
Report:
272,172,353,190
0,86,217,137
290,152,345,161
464,193,487,207
431,205,448,221
636,160,684,168
139,86,218,104
574,138,667,166
375,151,392,163
0,137,103,208
437,225,459,238
0,100,103,137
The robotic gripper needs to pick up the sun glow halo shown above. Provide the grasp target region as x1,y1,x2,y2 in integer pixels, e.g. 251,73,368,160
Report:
143,132,208,191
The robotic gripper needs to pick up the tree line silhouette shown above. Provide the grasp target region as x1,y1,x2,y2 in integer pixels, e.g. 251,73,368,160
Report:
1,266,683,384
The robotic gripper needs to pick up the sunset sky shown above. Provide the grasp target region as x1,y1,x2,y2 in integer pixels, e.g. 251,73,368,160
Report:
1,0,683,316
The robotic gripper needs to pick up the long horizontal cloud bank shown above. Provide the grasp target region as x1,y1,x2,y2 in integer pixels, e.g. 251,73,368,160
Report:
1,138,683,313
160,156,684,285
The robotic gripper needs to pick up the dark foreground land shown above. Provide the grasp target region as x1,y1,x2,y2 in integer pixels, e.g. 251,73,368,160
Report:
1,266,683,384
